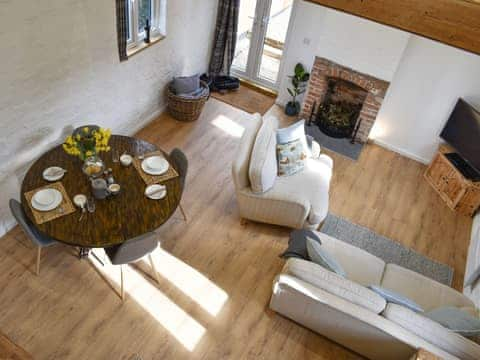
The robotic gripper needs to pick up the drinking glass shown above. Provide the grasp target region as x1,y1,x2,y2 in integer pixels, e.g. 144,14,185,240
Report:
112,150,120,163
86,197,96,213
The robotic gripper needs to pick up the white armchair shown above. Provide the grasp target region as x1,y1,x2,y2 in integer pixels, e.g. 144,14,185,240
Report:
232,113,333,229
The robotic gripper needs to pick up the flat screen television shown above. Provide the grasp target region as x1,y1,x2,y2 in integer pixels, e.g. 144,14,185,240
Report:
440,98,480,173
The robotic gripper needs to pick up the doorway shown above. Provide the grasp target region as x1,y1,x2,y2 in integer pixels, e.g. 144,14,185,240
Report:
232,0,294,91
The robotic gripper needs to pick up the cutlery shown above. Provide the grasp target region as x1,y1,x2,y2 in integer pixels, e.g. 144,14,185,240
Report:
79,206,86,222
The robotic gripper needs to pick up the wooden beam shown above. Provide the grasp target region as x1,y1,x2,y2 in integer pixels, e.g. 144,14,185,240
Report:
305,0,480,55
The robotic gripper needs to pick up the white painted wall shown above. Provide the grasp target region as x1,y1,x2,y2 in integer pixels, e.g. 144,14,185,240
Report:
277,0,410,105
0,0,218,236
279,0,480,165
372,36,480,163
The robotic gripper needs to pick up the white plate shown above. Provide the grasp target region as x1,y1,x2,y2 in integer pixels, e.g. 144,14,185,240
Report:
141,156,169,175
145,184,167,200
31,189,63,212
42,167,66,182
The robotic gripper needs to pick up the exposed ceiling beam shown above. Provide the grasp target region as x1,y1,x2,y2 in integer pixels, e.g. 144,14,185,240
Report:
305,0,480,56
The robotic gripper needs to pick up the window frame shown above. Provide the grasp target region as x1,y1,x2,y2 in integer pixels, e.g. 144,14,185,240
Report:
126,0,166,50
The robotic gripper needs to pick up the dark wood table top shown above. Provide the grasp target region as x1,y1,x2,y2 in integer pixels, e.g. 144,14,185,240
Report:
21,135,181,248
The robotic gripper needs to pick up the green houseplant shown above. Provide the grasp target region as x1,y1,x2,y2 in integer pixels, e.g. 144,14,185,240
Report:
285,63,310,116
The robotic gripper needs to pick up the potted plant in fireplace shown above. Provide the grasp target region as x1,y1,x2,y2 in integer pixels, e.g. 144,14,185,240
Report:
285,63,310,116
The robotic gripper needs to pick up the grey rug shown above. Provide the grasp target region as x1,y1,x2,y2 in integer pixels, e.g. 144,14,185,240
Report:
305,124,364,161
320,213,453,286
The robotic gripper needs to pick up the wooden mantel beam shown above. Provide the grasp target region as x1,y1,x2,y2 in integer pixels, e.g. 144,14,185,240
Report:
305,0,480,56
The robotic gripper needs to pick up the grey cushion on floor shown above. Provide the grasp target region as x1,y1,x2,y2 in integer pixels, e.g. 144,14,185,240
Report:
306,237,346,277
172,74,200,95
369,285,424,313
280,230,322,259
425,306,480,337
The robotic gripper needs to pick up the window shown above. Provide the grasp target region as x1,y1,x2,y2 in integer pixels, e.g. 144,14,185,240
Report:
126,0,166,49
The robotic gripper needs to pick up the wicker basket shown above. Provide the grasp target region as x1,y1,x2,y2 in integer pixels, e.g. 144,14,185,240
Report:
167,80,210,122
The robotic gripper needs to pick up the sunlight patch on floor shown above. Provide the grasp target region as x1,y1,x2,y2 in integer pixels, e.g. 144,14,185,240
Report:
143,248,229,316
90,252,205,352
211,115,245,138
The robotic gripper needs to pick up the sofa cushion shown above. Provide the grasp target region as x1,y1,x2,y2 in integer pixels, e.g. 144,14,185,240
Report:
247,156,332,228
306,135,321,159
425,306,480,337
276,119,311,157
369,285,423,312
276,139,307,177
381,263,475,311
315,232,386,286
383,303,480,360
464,212,480,309
248,115,278,193
284,258,386,313
306,237,346,277
232,113,262,190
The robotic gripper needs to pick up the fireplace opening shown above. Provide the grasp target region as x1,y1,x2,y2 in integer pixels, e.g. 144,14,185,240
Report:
315,78,368,140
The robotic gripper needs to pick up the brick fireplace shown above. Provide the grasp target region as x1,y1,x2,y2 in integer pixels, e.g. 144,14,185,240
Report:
301,57,390,143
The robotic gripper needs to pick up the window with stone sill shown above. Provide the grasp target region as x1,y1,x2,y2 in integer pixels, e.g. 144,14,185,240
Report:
126,0,166,52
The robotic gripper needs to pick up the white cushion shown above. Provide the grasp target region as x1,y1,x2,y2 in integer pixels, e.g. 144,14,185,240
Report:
284,258,386,313
276,119,311,156
232,113,262,190
383,303,480,360
265,157,332,225
248,115,279,193
315,232,386,286
381,263,474,311
464,212,480,308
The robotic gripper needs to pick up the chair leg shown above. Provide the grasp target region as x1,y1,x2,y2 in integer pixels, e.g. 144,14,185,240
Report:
148,254,161,285
36,247,41,276
120,265,125,301
179,203,187,222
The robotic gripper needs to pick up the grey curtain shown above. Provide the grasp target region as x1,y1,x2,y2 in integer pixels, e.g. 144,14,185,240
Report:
209,0,240,76
115,0,128,62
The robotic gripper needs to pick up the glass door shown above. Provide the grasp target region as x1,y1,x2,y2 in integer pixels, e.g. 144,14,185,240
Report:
231,0,294,90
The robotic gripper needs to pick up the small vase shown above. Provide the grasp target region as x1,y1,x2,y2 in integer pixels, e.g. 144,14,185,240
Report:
285,101,300,116
82,155,105,178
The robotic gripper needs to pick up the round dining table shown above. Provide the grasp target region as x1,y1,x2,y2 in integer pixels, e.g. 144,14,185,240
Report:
21,135,181,251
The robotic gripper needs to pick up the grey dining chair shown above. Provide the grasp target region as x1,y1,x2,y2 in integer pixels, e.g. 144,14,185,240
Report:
104,233,160,301
169,148,188,221
9,199,58,275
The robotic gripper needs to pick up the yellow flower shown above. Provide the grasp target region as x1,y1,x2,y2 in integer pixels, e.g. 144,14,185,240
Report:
65,136,74,145
83,126,89,133
85,150,94,157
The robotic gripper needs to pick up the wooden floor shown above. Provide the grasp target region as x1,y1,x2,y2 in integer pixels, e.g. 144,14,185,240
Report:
0,99,472,359
210,84,276,115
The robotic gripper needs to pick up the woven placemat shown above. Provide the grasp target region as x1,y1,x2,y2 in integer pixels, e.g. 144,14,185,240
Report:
24,182,76,225
133,151,179,186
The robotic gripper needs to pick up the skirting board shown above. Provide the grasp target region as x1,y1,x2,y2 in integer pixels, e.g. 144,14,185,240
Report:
371,138,430,164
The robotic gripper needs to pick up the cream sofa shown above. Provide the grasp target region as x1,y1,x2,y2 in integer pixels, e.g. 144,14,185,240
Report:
270,214,480,360
232,114,333,229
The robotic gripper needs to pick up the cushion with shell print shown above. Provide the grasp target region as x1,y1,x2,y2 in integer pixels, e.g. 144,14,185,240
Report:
277,139,307,176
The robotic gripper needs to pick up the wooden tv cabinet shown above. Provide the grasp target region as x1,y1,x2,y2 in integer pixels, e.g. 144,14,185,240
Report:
425,144,480,217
